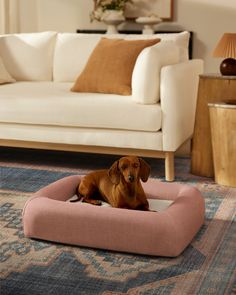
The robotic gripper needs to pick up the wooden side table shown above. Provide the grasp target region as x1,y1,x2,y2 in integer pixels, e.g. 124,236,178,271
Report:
208,103,236,187
191,74,236,177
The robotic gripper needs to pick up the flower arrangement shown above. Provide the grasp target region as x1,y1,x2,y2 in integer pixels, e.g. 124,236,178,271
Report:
91,0,132,22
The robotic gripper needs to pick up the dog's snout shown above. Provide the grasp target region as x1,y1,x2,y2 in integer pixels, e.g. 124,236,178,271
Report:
128,174,134,182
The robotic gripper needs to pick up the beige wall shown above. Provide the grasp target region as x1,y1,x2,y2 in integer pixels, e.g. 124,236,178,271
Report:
173,0,236,74
18,0,236,73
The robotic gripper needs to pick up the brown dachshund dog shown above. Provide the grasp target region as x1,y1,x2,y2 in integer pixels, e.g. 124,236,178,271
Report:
71,156,150,210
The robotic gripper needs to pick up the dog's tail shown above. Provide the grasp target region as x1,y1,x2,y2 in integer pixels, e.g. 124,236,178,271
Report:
70,184,83,202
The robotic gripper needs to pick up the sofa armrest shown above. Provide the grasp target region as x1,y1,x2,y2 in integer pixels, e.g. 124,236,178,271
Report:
161,59,204,151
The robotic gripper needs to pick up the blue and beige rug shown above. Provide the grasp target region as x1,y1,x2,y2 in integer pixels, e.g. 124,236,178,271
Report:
0,148,235,294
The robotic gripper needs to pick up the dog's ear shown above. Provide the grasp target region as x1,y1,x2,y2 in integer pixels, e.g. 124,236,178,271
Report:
139,158,150,182
108,160,120,184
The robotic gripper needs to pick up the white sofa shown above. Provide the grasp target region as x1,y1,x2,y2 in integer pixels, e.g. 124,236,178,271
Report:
0,31,203,181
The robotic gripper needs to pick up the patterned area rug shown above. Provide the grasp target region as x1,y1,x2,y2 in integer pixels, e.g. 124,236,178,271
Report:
0,148,236,295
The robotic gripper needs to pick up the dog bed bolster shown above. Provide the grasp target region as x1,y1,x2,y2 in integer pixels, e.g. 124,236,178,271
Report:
23,175,205,257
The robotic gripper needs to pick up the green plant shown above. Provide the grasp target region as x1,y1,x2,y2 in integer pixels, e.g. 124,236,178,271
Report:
91,0,132,22
100,0,130,11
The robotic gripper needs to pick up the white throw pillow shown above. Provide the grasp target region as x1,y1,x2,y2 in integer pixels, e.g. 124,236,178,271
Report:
0,31,57,81
132,41,180,104
0,56,15,84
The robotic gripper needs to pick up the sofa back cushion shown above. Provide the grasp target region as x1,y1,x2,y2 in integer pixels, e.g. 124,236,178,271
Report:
0,31,57,81
152,31,189,62
119,31,190,62
54,33,102,82
53,31,190,82
71,37,160,95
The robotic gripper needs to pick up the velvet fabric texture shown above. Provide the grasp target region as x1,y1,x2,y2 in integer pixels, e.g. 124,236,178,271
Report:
71,38,160,95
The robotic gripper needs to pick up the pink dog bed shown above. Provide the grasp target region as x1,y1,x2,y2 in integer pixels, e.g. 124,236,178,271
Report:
23,175,205,257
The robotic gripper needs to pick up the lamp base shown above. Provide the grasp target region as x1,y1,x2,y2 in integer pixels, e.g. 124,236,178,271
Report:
220,58,236,76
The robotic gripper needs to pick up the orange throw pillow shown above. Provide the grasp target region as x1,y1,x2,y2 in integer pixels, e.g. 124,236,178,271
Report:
71,37,160,95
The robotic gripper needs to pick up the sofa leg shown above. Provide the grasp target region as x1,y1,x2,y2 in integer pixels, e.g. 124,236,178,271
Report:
165,152,175,181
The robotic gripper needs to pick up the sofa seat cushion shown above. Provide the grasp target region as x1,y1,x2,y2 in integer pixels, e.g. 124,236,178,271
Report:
0,82,162,132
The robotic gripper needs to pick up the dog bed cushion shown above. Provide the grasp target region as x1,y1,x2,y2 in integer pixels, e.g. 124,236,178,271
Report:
69,196,174,212
23,175,205,257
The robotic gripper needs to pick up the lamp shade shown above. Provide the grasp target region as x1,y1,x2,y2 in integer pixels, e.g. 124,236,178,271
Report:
213,33,236,75
213,33,236,58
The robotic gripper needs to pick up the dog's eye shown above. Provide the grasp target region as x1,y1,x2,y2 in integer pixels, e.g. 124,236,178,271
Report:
121,164,128,170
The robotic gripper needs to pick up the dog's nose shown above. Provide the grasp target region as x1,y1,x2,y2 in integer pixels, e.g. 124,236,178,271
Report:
128,174,134,182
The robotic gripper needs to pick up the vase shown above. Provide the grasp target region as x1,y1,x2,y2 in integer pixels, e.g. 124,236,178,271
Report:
136,16,162,35
102,10,125,34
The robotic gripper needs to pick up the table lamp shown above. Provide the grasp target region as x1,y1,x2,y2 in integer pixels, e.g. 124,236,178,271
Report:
213,33,236,76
